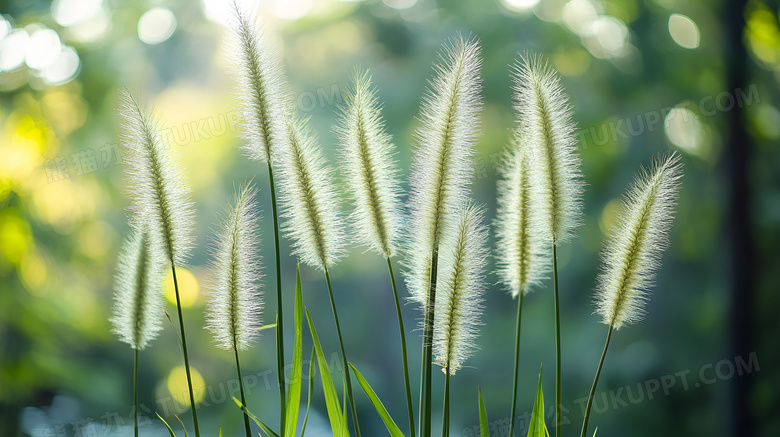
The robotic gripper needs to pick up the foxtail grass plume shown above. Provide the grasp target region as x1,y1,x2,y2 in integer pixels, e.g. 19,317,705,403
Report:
229,5,290,163
277,115,346,270
594,153,683,330
513,54,584,243
405,36,483,306
111,225,166,350
205,183,264,351
119,90,195,265
494,134,549,297
334,69,402,258
433,202,488,375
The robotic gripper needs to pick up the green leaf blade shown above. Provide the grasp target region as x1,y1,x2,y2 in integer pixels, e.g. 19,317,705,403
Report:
285,265,304,437
527,365,548,437
349,363,405,437
233,397,280,437
478,387,490,437
306,309,349,437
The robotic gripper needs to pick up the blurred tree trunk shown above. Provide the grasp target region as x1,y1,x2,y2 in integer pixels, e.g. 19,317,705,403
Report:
724,0,755,436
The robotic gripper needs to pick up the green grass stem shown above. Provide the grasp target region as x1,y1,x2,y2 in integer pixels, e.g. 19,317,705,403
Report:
553,242,561,437
419,247,439,437
508,293,524,437
580,325,613,437
324,267,361,437
171,263,201,437
387,258,416,437
267,162,287,436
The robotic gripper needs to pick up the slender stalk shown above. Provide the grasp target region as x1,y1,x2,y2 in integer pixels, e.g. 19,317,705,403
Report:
552,242,561,437
419,247,439,437
387,258,416,437
267,162,286,435
508,293,524,437
324,267,361,437
234,346,252,437
171,264,201,437
133,349,138,437
580,325,613,437
441,368,450,437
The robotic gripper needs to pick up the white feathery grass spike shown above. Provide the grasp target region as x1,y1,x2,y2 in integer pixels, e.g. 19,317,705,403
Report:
594,153,683,330
494,133,549,297
111,225,166,350
277,114,346,270
433,202,488,375
229,4,291,163
118,89,195,266
405,36,483,306
334,69,402,258
513,54,584,244
205,183,264,351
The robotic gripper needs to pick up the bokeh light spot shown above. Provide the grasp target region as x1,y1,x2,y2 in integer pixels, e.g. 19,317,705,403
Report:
501,0,540,13
164,267,199,307
0,215,32,266
167,366,206,407
563,0,598,36
52,0,103,27
383,0,417,10
78,221,113,259
0,29,30,71
201,0,258,25
552,47,591,75
754,104,780,139
138,8,177,45
599,198,622,235
67,8,110,43
590,16,628,54
0,17,11,40
669,14,700,49
21,248,48,295
665,107,710,159
273,0,313,19
40,46,80,86
25,28,62,71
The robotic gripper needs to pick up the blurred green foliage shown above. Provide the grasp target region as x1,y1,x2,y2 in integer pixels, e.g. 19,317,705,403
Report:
1,0,778,436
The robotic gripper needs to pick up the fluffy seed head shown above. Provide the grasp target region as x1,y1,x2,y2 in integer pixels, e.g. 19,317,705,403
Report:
433,202,488,375
494,132,549,297
111,225,166,350
118,89,195,266
594,153,683,329
229,5,291,163
205,183,264,351
404,36,483,306
513,54,584,244
277,115,346,270
334,69,402,258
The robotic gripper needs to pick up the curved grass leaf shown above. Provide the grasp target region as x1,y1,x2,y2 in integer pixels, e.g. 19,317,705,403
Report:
233,397,280,437
478,387,489,437
349,363,405,437
305,309,349,437
156,413,188,437
157,413,177,437
285,265,304,437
